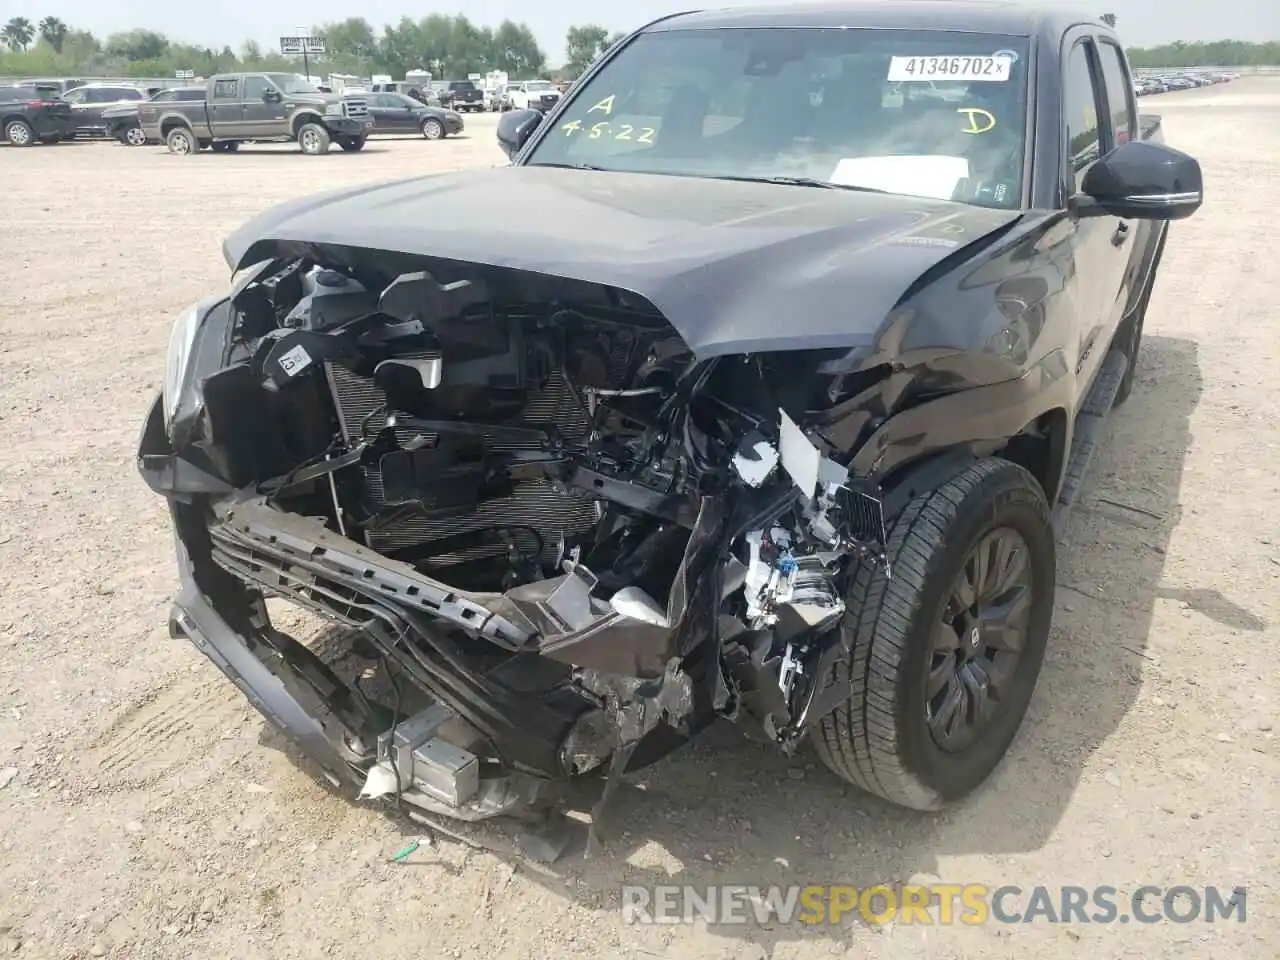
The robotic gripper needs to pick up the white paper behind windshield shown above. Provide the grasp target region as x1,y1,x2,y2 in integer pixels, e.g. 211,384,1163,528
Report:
829,156,971,200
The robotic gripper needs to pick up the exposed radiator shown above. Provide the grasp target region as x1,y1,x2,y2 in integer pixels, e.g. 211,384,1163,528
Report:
325,359,602,565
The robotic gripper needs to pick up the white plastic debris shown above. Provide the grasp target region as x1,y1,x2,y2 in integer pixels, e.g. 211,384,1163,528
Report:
778,409,821,499
731,437,780,488
609,586,670,627
357,761,400,801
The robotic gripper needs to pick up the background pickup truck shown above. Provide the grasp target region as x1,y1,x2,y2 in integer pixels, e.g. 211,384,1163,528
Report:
139,72,371,155
436,80,485,112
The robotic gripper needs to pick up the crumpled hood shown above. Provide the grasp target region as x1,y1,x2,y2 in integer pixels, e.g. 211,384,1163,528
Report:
223,166,1021,359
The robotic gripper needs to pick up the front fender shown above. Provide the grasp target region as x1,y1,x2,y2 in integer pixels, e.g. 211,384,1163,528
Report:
850,348,1074,487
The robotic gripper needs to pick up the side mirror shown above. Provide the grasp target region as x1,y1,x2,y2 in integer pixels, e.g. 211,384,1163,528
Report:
263,89,282,103
496,108,543,161
1078,139,1203,221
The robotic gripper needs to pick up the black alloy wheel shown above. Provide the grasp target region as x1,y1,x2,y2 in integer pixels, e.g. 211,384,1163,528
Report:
927,527,1033,753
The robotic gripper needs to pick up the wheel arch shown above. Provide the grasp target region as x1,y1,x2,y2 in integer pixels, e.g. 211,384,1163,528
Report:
873,407,1071,518
851,354,1078,507
160,116,192,137
996,407,1071,506
291,112,324,136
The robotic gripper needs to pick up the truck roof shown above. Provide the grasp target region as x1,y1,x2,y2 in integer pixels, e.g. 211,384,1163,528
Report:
650,0,1105,39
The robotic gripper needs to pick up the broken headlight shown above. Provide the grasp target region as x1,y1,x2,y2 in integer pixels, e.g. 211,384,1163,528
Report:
162,296,232,443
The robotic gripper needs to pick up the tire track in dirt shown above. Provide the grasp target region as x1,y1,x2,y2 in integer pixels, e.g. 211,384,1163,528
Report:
83,673,242,789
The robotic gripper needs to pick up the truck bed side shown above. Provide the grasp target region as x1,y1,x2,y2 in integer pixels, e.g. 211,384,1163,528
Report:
139,99,212,140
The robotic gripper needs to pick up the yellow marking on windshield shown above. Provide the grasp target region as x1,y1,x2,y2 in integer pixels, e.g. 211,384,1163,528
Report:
588,95,615,115
957,107,997,134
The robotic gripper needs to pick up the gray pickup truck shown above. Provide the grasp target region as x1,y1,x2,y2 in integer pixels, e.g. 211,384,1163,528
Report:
139,72,371,155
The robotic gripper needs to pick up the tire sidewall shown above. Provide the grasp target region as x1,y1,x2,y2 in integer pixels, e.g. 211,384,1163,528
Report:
298,123,329,155
5,119,34,146
892,469,1055,800
166,128,194,154
422,118,444,140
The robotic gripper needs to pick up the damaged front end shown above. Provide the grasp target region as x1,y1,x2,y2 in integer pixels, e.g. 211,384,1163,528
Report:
140,252,891,828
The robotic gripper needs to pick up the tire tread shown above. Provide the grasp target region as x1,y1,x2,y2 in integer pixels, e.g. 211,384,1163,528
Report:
814,458,1049,810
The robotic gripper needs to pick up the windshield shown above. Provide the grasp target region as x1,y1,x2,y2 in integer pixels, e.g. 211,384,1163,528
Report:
525,28,1030,209
267,73,320,95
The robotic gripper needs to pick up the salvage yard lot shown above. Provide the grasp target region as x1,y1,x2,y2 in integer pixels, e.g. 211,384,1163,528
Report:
0,85,1276,959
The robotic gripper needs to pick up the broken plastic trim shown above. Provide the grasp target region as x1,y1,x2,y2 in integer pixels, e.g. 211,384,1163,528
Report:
207,495,728,679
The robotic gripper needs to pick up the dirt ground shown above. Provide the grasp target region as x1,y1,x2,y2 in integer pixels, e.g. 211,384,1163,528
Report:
0,84,1276,960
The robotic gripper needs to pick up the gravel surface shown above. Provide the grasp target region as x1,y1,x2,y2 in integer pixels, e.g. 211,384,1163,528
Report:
0,88,1276,959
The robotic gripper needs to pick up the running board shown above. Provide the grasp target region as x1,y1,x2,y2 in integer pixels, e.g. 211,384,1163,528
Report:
1051,349,1129,535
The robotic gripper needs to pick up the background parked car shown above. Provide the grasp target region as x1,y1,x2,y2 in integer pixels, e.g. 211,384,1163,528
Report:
61,83,148,137
104,86,204,145
370,81,438,106
0,83,74,145
365,92,463,139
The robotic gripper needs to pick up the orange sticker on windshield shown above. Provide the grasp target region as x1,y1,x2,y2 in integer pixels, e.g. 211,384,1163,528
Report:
588,95,615,115
957,107,996,134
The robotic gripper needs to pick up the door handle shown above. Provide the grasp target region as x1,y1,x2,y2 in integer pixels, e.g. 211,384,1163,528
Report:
1111,222,1130,247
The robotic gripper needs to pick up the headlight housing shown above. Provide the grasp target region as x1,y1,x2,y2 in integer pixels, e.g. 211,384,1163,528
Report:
325,102,344,116
446,111,462,122
162,296,232,444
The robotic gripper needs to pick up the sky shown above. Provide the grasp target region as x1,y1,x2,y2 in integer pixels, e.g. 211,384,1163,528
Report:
7,0,1279,65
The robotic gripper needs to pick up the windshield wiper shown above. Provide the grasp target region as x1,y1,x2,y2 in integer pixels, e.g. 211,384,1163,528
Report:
712,174,888,193
528,161,606,171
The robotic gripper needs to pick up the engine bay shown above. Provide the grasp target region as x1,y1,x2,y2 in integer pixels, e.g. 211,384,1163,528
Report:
181,254,892,813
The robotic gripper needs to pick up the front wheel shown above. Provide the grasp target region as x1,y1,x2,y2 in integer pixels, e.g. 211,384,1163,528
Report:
4,119,34,146
337,136,366,152
297,123,330,155
421,118,445,140
124,125,147,146
814,458,1054,811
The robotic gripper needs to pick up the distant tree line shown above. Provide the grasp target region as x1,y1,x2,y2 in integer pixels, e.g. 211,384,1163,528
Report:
0,14,628,80
3,14,1278,81
1127,40,1280,68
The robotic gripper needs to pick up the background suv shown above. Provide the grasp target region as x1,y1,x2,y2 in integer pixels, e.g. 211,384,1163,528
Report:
0,84,74,145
